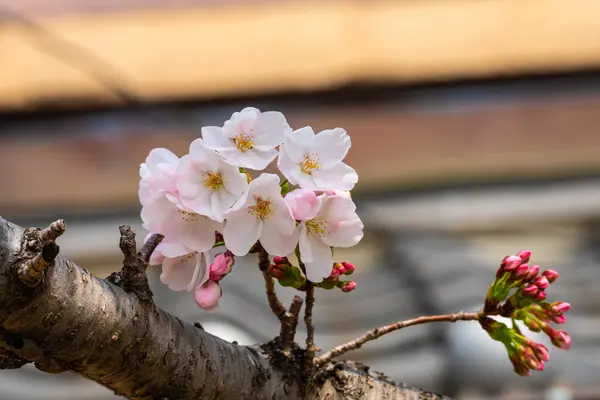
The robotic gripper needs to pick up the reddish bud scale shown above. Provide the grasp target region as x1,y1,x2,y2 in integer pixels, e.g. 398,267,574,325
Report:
501,255,523,271
273,256,289,265
552,301,571,314
521,284,539,298
517,250,532,263
552,314,567,324
533,276,550,290
327,269,341,280
341,262,356,275
269,265,285,280
523,265,540,281
534,343,550,362
511,264,530,281
334,263,347,274
535,290,547,301
341,281,357,292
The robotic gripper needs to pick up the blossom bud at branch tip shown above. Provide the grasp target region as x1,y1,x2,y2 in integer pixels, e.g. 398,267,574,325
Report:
269,264,285,280
542,269,559,284
341,281,357,292
521,284,539,297
552,301,571,314
524,264,540,281
334,263,347,274
535,290,547,301
517,250,532,263
273,256,289,266
209,251,235,282
533,276,549,290
501,255,523,271
511,264,530,280
551,330,572,350
341,262,356,275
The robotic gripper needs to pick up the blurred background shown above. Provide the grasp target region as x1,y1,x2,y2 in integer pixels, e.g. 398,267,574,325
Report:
1,0,600,398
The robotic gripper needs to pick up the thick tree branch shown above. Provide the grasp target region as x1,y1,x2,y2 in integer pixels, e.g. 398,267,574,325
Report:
315,310,490,367
305,283,316,357
0,218,453,399
279,295,303,353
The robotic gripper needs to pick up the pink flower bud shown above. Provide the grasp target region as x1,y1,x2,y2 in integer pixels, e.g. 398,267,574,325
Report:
524,264,540,281
341,262,356,275
284,189,319,220
521,284,539,297
552,314,566,324
517,250,532,263
551,330,572,350
334,263,347,274
269,265,285,280
194,280,222,311
552,301,571,314
511,264,530,280
328,268,341,280
273,256,289,266
542,269,559,284
523,348,544,371
535,290,547,301
209,251,234,282
533,276,549,290
341,281,357,292
534,343,550,362
501,255,523,271
509,354,531,376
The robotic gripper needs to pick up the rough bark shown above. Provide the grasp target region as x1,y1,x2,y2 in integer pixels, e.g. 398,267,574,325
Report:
0,218,449,399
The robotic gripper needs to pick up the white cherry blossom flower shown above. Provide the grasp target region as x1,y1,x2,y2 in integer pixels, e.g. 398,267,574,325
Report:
142,192,220,253
224,173,298,256
277,127,358,191
202,107,290,170
296,192,363,282
139,148,179,205
176,139,249,222
150,239,211,292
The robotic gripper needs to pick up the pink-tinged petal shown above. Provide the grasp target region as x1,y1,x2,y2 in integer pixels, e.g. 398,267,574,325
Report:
261,220,299,256
154,240,192,260
223,209,262,256
270,195,296,234
249,173,280,194
141,193,178,237
252,111,289,150
303,236,334,282
312,128,351,169
312,162,358,191
323,217,364,248
236,148,278,170
285,189,319,221
277,148,301,185
202,126,231,151
194,280,222,311
160,251,208,292
175,214,219,253
188,139,223,171
322,194,357,220
145,148,178,170
283,127,314,163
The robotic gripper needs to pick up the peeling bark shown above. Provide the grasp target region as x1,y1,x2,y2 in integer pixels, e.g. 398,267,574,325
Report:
0,218,449,399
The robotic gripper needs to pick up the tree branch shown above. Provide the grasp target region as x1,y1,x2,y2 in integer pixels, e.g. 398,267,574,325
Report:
315,310,488,367
0,217,454,399
280,295,303,353
305,283,316,357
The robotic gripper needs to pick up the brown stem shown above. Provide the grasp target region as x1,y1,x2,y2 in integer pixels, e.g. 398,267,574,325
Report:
280,296,304,352
305,283,316,357
262,270,287,322
39,219,66,245
314,310,489,368
139,233,164,263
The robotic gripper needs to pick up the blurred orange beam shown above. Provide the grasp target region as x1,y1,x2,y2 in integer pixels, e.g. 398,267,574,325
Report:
2,0,600,110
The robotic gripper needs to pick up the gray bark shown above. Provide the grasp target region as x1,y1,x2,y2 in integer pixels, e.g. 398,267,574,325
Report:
0,217,448,399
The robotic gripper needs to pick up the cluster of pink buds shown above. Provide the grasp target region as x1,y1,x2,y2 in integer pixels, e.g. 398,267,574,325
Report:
481,250,571,376
314,262,357,292
268,257,307,290
194,250,235,311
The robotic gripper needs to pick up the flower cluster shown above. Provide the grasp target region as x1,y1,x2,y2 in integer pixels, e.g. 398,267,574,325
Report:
481,250,571,376
140,107,364,310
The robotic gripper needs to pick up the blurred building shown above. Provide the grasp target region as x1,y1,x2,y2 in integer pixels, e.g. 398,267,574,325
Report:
1,0,600,399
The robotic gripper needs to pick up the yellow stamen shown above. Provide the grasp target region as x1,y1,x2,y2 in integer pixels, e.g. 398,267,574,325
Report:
300,155,321,174
235,132,254,153
203,171,224,191
177,209,201,222
306,220,327,238
248,197,272,220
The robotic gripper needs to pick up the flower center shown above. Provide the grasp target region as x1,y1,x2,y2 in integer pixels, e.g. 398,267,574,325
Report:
203,171,224,191
306,219,328,238
248,197,272,220
300,154,321,174
179,252,199,263
235,132,254,153
177,209,201,223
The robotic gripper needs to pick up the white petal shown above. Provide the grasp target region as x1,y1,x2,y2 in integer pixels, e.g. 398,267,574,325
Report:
311,162,358,191
323,217,363,248
189,139,223,171
160,252,207,292
283,127,314,163
260,220,299,256
202,126,231,152
223,210,262,256
146,148,178,170
155,241,192,259
249,173,280,194
237,148,278,170
303,237,334,282
311,128,351,169
277,148,300,185
252,112,289,150
141,193,177,237
270,195,296,234
298,223,314,263
175,214,218,252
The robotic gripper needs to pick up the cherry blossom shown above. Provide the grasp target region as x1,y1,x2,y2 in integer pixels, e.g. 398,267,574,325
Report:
150,240,211,292
202,107,290,170
141,192,220,253
284,189,319,220
139,148,179,205
224,173,297,256
176,139,249,222
278,127,358,191
296,192,364,282
194,280,222,311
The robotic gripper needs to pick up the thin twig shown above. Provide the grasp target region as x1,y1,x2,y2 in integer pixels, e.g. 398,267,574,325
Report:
314,309,490,368
280,296,304,352
304,283,316,357
262,270,287,322
39,219,66,245
18,242,60,287
139,234,164,264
